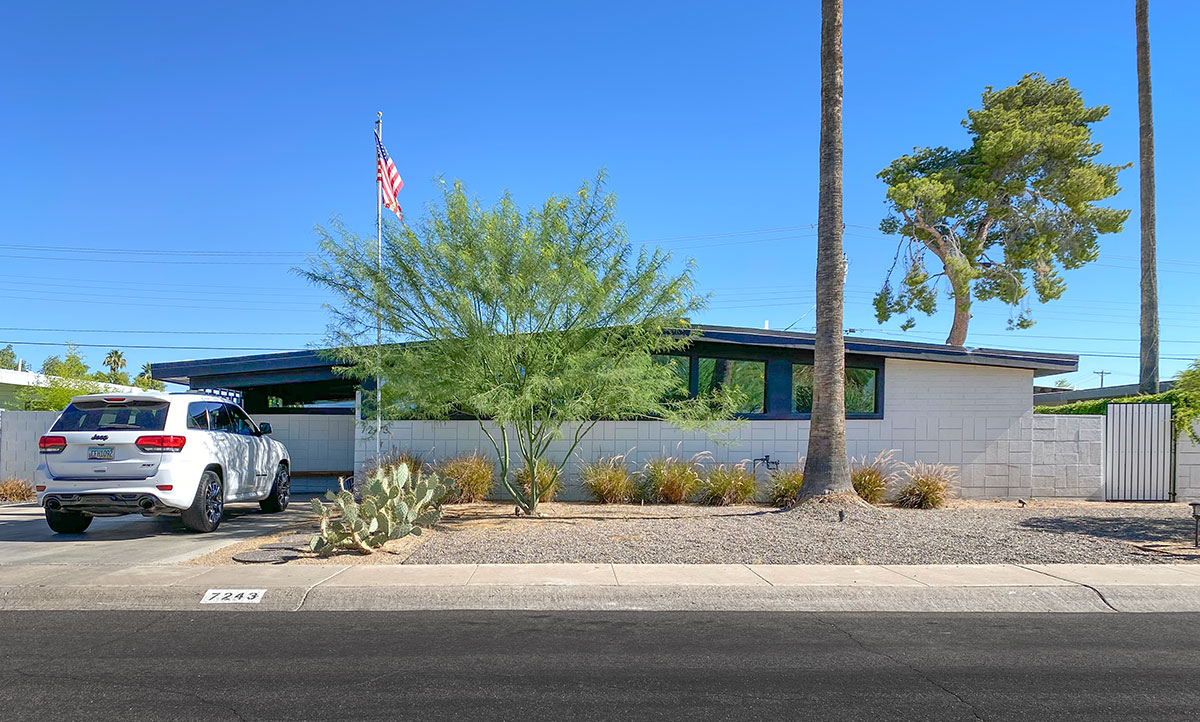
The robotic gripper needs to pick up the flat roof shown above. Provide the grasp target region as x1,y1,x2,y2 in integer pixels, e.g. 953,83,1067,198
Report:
151,325,1077,395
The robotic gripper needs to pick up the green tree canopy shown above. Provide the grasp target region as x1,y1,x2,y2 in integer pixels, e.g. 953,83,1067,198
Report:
20,344,102,411
0,344,16,370
875,73,1130,345
301,173,737,514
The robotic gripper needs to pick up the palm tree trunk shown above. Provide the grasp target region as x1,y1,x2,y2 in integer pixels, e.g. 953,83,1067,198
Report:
802,0,853,498
1136,0,1158,394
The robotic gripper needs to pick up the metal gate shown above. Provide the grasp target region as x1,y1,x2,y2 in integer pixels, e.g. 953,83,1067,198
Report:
1105,403,1174,501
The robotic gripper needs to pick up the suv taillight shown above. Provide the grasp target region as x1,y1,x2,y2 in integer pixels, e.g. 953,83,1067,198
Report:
38,435,67,453
135,435,187,453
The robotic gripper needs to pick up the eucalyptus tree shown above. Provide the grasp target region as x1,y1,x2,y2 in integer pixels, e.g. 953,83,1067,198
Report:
875,74,1129,346
302,173,738,515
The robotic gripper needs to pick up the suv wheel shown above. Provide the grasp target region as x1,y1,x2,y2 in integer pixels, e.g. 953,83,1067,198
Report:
182,469,224,533
259,465,290,513
45,508,93,534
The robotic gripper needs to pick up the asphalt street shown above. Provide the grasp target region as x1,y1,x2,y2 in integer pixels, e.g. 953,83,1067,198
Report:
2,611,1199,721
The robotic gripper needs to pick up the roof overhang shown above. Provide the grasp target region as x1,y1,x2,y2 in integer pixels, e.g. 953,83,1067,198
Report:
690,325,1078,377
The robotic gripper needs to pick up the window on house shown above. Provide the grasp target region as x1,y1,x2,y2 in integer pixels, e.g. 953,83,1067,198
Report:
792,364,879,415
651,354,690,402
698,357,765,414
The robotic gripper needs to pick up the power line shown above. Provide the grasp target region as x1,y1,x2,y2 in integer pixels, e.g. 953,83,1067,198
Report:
0,340,304,352
0,326,318,337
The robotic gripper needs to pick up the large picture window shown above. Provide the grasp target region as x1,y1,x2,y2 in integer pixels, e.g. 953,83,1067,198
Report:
792,364,879,415
698,357,765,414
651,354,690,402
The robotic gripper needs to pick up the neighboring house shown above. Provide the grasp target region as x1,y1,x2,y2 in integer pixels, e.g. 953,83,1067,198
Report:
0,368,143,411
1034,380,1177,408
148,325,1084,500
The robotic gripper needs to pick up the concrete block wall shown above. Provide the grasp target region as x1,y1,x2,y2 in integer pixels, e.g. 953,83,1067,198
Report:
1177,422,1200,502
354,358,1048,500
1031,414,1105,499
0,410,58,481
251,414,354,475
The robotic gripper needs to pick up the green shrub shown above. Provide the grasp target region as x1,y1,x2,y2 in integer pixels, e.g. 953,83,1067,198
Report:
580,454,636,503
637,452,706,503
697,462,758,505
516,459,562,502
0,479,35,503
310,463,445,555
895,461,956,509
366,451,428,479
850,449,898,505
436,453,495,503
767,467,805,508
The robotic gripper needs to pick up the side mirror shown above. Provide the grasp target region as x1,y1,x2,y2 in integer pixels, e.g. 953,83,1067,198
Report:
258,422,272,436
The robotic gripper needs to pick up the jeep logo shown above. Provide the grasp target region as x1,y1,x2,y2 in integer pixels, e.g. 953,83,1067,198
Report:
91,434,109,441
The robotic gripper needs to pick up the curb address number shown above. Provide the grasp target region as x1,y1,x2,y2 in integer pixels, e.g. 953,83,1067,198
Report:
201,589,266,604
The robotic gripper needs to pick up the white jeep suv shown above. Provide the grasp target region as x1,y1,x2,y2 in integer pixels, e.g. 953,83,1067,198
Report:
34,392,291,534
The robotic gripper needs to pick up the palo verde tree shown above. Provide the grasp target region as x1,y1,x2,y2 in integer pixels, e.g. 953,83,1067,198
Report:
875,73,1130,346
302,173,738,515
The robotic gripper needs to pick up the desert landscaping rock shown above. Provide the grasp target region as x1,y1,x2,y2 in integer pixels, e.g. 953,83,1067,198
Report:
405,501,1200,565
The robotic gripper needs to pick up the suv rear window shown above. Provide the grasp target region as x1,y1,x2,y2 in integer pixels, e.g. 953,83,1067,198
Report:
51,400,169,432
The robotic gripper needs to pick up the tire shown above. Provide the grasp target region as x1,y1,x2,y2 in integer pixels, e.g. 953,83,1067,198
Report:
45,508,92,534
259,464,290,513
181,469,224,533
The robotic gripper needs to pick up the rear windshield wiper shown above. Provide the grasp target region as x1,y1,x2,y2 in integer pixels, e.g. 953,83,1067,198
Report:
96,424,142,429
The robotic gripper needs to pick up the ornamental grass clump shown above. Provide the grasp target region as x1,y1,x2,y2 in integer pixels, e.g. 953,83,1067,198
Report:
895,461,957,509
767,467,805,508
580,454,636,504
310,462,446,555
516,459,562,503
0,479,35,503
697,461,758,505
436,453,495,503
850,449,899,505
636,452,707,503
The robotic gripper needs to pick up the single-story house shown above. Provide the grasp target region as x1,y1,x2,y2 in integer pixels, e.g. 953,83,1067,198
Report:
145,325,1091,499
0,368,143,411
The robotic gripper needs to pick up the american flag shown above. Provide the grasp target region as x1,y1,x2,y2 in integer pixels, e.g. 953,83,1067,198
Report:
375,128,403,221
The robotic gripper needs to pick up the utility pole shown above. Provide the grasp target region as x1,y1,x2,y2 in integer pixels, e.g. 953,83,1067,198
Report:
1137,0,1159,394
1094,370,1112,388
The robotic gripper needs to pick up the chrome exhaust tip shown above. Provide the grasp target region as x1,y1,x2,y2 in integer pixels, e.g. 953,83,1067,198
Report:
137,497,155,511
45,498,62,511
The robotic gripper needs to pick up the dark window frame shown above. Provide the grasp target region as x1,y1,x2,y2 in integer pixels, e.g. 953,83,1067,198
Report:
655,347,885,420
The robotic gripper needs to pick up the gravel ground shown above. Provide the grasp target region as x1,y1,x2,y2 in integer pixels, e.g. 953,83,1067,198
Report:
405,501,1200,565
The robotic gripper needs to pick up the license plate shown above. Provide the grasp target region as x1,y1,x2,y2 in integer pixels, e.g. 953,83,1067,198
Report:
88,447,114,460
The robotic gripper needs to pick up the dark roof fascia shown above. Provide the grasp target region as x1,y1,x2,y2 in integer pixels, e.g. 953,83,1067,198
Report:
152,325,1078,387
151,349,336,385
691,325,1078,377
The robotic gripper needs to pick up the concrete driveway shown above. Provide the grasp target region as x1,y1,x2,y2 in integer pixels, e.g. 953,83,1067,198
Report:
0,497,316,565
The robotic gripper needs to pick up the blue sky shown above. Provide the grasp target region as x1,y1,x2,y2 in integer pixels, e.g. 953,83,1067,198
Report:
1,0,1196,389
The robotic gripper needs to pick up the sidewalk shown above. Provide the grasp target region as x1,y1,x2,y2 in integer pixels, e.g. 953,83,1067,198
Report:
5,562,1200,612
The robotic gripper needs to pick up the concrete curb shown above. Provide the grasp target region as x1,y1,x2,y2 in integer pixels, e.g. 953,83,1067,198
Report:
4,562,1200,612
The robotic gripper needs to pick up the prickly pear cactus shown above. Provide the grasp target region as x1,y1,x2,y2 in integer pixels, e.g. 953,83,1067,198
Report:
309,462,446,555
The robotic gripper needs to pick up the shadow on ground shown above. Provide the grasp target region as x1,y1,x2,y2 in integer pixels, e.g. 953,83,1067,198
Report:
1019,515,1193,544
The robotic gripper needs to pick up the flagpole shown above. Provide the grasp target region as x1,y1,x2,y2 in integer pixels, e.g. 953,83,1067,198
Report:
374,112,383,463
